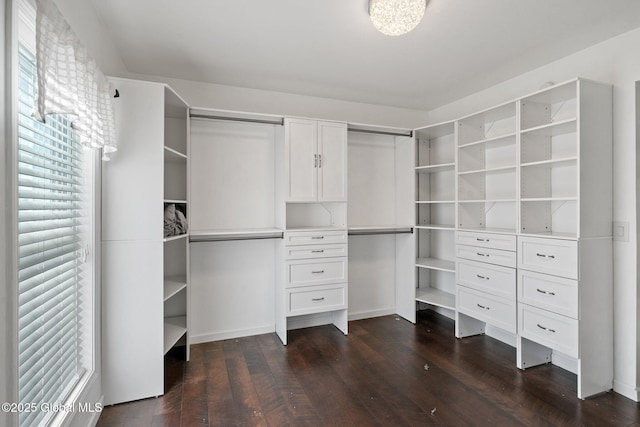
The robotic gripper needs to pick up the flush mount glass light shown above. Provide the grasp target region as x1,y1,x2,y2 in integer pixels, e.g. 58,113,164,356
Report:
369,0,426,36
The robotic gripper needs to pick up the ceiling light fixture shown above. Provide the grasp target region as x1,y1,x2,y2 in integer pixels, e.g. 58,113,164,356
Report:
369,0,427,36
369,0,426,36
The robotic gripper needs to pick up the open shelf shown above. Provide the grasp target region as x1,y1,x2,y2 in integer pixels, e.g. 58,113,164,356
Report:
458,165,517,176
416,257,455,272
163,233,188,243
164,145,187,160
415,163,455,173
164,277,187,301
163,316,187,355
415,224,455,231
416,288,456,310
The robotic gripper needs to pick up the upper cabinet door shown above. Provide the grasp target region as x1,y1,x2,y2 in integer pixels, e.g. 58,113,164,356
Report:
317,121,347,202
285,118,318,201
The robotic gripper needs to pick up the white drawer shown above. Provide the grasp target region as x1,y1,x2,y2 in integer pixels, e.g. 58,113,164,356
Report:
518,270,578,319
286,257,347,288
285,243,347,260
518,236,578,279
284,230,347,246
457,286,516,334
287,284,347,316
456,245,516,268
519,304,578,358
456,231,516,251
457,259,515,300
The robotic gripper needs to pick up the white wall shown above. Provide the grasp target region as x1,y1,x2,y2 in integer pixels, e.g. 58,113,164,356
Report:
130,74,428,129
54,0,127,76
423,27,640,401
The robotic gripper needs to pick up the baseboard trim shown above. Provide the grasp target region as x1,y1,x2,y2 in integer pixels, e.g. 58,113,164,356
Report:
190,325,275,344
348,308,395,321
613,380,640,402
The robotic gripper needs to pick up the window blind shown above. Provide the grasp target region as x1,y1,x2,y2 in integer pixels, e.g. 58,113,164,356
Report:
17,45,84,427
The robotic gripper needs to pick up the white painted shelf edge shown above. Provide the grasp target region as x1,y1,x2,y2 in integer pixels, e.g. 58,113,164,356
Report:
163,316,187,355
520,117,577,135
415,163,455,173
458,165,517,175
457,131,517,149
285,226,346,232
164,145,187,159
415,225,455,230
164,233,189,243
416,257,455,272
164,277,187,301
416,288,456,310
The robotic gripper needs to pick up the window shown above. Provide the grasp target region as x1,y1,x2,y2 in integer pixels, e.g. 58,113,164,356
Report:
17,44,87,427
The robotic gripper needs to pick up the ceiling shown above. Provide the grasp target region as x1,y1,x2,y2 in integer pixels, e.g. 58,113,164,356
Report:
90,0,640,111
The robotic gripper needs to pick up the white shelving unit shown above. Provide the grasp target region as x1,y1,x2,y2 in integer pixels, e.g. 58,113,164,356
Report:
102,78,189,405
457,102,518,234
442,78,613,399
413,122,457,314
515,79,613,399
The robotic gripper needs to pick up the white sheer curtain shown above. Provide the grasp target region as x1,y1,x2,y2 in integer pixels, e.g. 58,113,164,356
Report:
34,0,117,160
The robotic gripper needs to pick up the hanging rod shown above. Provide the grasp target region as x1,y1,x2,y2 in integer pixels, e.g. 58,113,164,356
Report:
347,123,413,138
190,109,284,126
348,226,414,236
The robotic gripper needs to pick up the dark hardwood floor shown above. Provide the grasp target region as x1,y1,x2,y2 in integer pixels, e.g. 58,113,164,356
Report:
97,311,639,426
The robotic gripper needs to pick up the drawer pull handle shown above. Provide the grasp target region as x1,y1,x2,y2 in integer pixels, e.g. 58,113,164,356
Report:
536,288,556,296
537,324,556,333
311,236,325,240
476,238,489,242
476,304,490,310
311,250,325,253
314,154,318,168
536,253,555,259
312,297,325,302
311,270,325,274
476,252,489,257
476,274,489,280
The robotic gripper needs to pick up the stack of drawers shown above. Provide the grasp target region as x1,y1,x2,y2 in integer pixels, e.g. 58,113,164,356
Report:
517,236,579,358
284,229,348,317
455,231,517,335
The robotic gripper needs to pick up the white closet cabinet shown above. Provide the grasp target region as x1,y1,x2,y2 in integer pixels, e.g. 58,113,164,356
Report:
102,78,190,405
285,118,347,202
515,79,613,399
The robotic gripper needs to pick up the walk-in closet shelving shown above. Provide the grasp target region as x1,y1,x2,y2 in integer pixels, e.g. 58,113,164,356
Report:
102,78,190,405
413,122,457,315
457,101,518,234
189,114,284,344
519,83,579,238
346,129,415,322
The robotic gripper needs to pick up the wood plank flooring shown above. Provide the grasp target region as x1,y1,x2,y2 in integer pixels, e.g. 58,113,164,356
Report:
97,311,640,426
